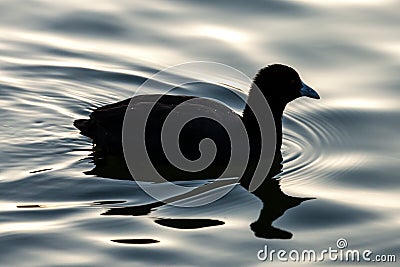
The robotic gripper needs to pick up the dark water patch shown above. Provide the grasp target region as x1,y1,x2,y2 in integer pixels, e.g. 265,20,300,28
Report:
12,41,90,59
92,200,126,205
154,218,225,229
29,168,52,174
102,201,163,216
111,238,159,245
0,84,31,98
41,46,87,58
16,204,43,208
48,11,126,37
173,0,312,17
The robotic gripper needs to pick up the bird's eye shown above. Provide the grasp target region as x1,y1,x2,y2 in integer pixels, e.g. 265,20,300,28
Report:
289,79,296,85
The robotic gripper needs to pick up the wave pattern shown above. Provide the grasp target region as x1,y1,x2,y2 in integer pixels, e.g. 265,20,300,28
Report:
1,0,400,266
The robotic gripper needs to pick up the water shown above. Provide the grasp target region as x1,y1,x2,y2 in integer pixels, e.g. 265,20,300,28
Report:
1,0,399,266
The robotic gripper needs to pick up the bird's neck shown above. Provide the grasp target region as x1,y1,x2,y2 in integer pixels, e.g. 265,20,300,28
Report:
240,97,285,190
242,94,286,152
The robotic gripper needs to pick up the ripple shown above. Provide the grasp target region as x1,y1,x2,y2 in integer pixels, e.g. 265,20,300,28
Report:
281,102,366,186
1,0,400,266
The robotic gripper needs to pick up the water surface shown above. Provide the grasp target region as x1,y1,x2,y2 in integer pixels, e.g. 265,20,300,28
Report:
1,0,399,266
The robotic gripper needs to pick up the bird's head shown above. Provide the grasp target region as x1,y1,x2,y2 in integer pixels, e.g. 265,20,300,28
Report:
252,64,320,106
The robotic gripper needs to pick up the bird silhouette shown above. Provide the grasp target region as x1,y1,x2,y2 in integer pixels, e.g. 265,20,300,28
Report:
74,64,319,239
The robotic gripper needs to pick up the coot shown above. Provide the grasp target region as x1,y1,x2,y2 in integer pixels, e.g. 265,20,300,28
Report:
74,64,319,181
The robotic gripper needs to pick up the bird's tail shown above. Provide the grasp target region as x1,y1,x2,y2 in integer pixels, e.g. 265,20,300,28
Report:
74,119,94,138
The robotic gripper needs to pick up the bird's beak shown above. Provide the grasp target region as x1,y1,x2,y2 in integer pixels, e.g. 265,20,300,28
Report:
300,82,320,99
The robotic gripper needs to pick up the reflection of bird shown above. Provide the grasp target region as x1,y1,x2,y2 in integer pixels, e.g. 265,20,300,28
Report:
76,64,320,239
74,64,319,180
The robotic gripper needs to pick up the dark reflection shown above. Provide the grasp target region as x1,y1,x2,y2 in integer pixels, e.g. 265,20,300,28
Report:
248,178,312,239
154,218,225,229
101,200,161,216
29,168,53,174
86,149,313,240
17,204,43,208
111,239,160,245
85,155,132,180
92,200,126,205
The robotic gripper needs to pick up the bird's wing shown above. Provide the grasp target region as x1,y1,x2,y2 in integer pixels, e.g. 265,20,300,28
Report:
89,94,196,132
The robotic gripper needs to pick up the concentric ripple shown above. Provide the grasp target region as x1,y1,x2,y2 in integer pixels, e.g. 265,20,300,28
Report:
280,101,366,186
